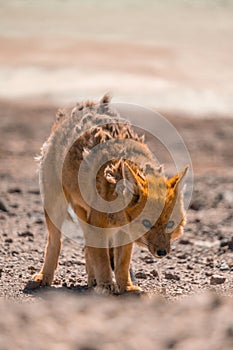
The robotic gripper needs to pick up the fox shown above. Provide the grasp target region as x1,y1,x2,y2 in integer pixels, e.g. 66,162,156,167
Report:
31,95,188,294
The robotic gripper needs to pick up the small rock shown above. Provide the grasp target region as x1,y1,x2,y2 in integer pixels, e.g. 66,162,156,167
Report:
194,218,201,223
9,203,18,208
0,200,8,212
177,253,187,260
228,237,233,251
141,255,155,264
28,265,37,271
150,269,158,277
28,189,40,195
205,272,213,277
210,274,226,285
7,187,22,194
18,231,34,238
53,278,61,285
135,272,148,279
5,238,13,243
175,289,183,296
219,265,230,271
220,240,229,247
69,278,76,283
190,194,205,211
179,239,191,245
164,272,180,281
11,251,19,256
206,259,214,268
34,218,44,225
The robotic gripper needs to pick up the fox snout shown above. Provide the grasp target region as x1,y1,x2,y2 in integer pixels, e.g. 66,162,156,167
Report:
150,246,170,259
147,232,171,259
156,249,167,257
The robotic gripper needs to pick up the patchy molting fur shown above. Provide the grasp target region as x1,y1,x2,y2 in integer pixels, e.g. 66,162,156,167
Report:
32,94,188,294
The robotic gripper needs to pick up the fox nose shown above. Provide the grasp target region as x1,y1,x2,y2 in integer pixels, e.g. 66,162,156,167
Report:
157,249,167,257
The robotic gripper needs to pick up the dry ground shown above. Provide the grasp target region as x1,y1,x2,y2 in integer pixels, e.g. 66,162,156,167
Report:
0,101,232,349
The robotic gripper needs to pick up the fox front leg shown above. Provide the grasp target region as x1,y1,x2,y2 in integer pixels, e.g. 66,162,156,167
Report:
114,242,142,294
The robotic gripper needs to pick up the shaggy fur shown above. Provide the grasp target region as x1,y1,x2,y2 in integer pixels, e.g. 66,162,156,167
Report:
32,95,188,294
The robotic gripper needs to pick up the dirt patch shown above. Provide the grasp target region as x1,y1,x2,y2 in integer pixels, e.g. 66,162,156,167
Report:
0,292,233,350
0,101,232,348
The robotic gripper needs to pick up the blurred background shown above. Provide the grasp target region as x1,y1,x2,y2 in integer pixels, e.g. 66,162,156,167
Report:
1,0,233,115
0,3,233,348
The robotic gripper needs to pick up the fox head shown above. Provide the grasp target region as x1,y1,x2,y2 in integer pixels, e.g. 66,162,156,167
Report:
104,160,188,258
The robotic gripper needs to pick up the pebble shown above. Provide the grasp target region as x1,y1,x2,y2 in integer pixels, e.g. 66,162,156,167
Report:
34,218,44,225
190,200,202,211
179,239,191,245
150,269,158,277
7,187,22,194
135,272,148,279
177,253,187,260
210,275,226,285
5,238,13,243
220,240,229,247
28,189,40,195
11,251,19,256
228,237,233,251
219,265,230,271
28,266,36,271
0,200,8,212
205,272,213,277
164,272,180,281
142,256,155,264
18,231,34,238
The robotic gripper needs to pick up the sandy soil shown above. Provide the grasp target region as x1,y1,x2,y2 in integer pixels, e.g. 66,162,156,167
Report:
0,2,233,348
0,101,232,348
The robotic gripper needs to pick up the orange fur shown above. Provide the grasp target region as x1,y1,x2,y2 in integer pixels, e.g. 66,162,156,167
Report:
33,95,188,294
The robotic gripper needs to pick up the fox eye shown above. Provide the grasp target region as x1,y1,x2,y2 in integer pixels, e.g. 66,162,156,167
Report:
142,219,153,229
166,220,175,229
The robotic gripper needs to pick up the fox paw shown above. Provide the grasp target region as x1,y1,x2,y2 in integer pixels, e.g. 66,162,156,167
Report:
33,273,54,286
24,273,54,290
94,283,117,295
88,277,97,288
125,285,143,294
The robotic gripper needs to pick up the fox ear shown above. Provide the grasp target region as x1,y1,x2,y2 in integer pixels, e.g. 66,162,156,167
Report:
121,161,140,195
167,165,189,190
104,160,145,197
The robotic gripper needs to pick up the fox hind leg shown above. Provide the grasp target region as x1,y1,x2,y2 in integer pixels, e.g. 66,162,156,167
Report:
85,246,97,287
33,210,62,286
